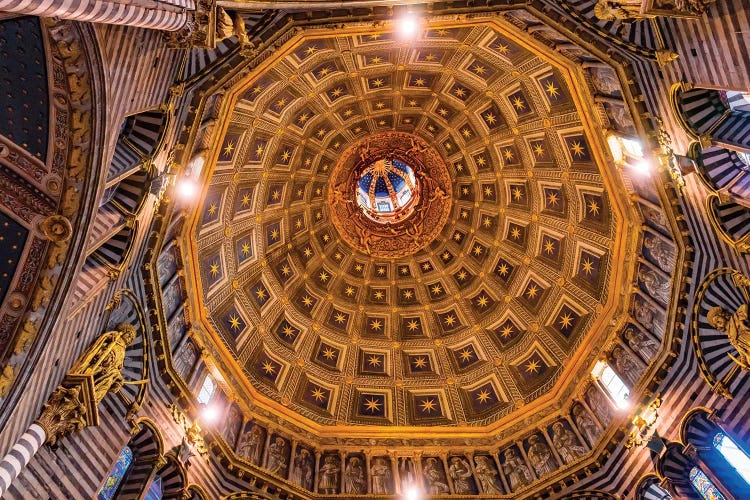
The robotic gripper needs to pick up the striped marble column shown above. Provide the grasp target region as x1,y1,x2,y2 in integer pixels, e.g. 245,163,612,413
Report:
0,423,47,497
0,0,191,31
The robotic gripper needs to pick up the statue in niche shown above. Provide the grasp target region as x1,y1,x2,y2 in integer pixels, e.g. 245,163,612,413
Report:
474,456,503,494
551,422,587,464
593,0,644,22
527,435,558,477
318,455,340,494
266,437,288,476
290,448,314,490
573,404,601,447
611,345,644,387
502,448,533,491
448,457,474,494
586,386,613,425
173,341,198,380
222,406,242,445
708,301,750,370
624,327,660,363
639,267,671,304
644,235,675,272
634,300,665,338
237,425,264,464
423,457,450,494
370,457,392,494
344,456,367,494
398,457,417,492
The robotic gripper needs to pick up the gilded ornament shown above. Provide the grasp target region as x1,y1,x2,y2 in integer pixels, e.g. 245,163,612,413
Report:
39,215,72,242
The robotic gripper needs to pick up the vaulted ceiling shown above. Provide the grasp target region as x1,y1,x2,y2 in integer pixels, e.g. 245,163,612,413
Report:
183,17,639,442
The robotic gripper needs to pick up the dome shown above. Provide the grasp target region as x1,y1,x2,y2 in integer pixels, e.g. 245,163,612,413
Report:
356,158,417,222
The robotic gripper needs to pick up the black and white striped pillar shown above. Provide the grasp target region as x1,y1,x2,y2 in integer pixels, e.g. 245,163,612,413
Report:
0,423,47,497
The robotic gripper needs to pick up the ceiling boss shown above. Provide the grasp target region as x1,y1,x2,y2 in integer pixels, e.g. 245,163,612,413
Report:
327,132,452,258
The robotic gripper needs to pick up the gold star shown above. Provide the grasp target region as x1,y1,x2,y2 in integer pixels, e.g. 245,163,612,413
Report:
476,156,487,166
372,78,384,87
407,320,420,331
370,320,382,331
459,348,473,362
588,200,600,216
526,284,539,299
420,398,437,413
500,324,513,338
283,325,296,337
484,112,496,125
547,192,559,206
303,247,313,257
317,66,331,77
281,150,291,161
422,262,432,271
476,390,491,404
368,355,382,367
319,271,329,282
302,296,313,307
457,270,467,281
322,347,337,360
364,397,382,413
472,64,486,75
375,101,385,109
438,107,448,117
570,140,585,158
497,263,509,276
462,128,472,138
255,287,267,301
374,291,385,300
476,295,489,307
354,263,363,272
298,113,310,124
462,187,470,195
512,187,523,200
241,242,251,255
454,232,463,242
442,251,451,260
533,143,545,157
544,240,555,254
334,312,347,324
460,210,469,219
208,203,217,216
525,359,540,373
271,189,280,201
414,77,426,86
431,284,443,295
503,148,514,161
304,45,318,56
370,56,383,64
495,42,509,54
510,227,521,239
545,80,560,98
436,29,449,36
228,314,241,330
403,290,413,299
262,361,276,375
412,356,427,368
454,87,466,98
210,262,219,277
581,258,595,275
311,387,326,402
281,265,291,276
483,217,492,228
322,234,331,242
401,266,409,275
345,286,355,296
295,219,303,229
270,228,279,240
255,144,264,157
241,193,251,206
377,267,386,275
473,245,483,256
559,313,574,329
444,314,457,327
512,96,525,110
424,53,437,61
343,108,354,117
223,141,235,156
316,128,327,137
408,99,418,106
275,97,287,109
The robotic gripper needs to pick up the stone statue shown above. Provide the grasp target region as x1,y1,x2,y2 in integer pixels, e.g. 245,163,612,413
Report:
708,303,750,369
551,422,587,464
174,341,198,379
266,437,288,475
611,345,644,387
398,457,417,492
644,236,675,272
290,449,314,490
318,455,340,494
573,404,601,447
586,386,614,426
237,425,264,464
502,448,533,491
423,457,450,494
371,457,392,494
639,267,671,304
69,323,138,404
624,327,660,363
527,435,558,477
344,456,367,494
473,455,503,494
448,457,473,494
215,8,250,45
634,300,665,337
222,405,242,445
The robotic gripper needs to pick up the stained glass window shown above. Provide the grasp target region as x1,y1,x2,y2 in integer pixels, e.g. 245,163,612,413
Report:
591,361,629,408
713,432,750,485
197,374,215,404
97,446,134,500
144,476,163,500
689,466,726,500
